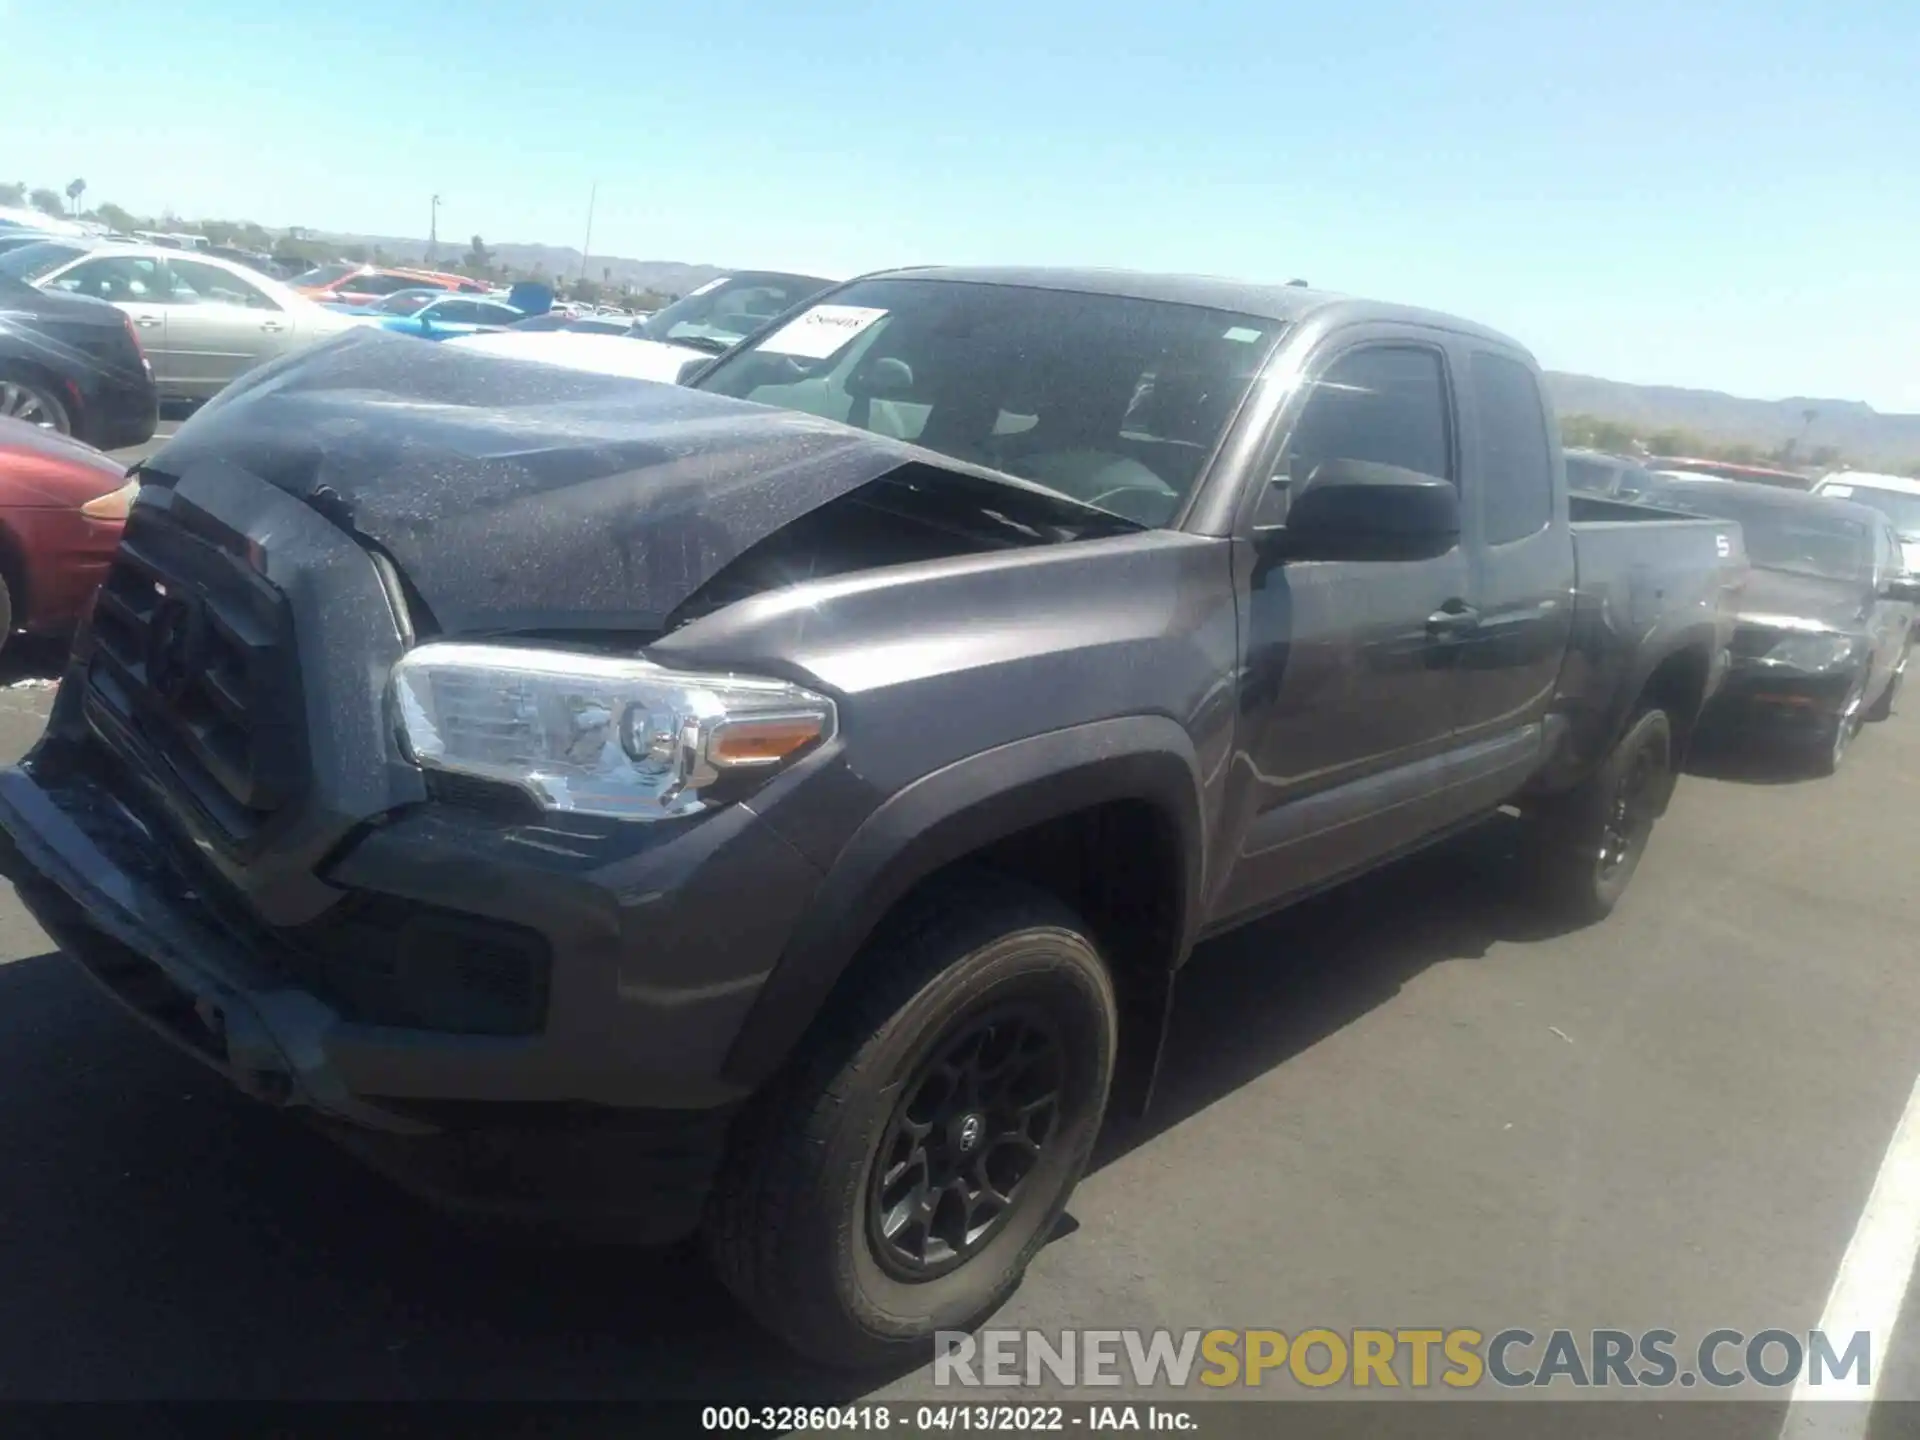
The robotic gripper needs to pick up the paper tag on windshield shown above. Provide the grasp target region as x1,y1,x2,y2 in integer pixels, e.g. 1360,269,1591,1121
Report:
1824,484,1854,497
758,304,889,359
687,277,727,297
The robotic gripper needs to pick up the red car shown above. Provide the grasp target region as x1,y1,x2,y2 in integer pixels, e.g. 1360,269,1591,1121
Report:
0,418,136,647
291,263,487,308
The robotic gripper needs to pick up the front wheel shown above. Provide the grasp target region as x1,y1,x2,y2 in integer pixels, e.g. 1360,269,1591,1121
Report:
1530,707,1674,925
704,874,1118,1369
1864,664,1902,723
1809,672,1868,776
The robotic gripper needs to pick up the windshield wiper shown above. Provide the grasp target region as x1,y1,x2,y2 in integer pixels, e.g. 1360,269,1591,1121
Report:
666,334,732,355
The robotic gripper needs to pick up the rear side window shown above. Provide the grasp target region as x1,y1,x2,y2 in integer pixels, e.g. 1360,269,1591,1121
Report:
1565,455,1619,495
1285,345,1454,486
1470,351,1555,543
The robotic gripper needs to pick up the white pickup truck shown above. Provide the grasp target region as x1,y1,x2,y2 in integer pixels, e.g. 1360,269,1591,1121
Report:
449,269,834,383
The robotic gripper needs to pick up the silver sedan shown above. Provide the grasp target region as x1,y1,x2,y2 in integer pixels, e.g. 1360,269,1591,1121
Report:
21,243,363,402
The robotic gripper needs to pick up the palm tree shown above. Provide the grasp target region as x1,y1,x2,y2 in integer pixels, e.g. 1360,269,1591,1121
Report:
65,178,86,217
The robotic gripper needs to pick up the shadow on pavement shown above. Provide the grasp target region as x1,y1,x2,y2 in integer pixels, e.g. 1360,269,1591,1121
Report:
1684,729,1842,786
0,817,1577,1400
1094,814,1578,1167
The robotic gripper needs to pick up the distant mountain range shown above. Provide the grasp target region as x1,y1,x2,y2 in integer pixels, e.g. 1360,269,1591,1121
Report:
326,231,1920,465
321,231,731,297
1540,374,1918,466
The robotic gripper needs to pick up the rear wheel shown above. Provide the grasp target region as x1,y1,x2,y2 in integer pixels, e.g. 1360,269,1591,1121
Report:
704,874,1117,1369
1531,707,1673,924
0,370,71,436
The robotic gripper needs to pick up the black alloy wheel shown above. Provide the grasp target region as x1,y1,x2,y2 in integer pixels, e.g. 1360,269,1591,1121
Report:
867,1002,1065,1282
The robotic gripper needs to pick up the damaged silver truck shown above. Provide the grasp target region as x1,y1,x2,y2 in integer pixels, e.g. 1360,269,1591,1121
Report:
0,267,1748,1368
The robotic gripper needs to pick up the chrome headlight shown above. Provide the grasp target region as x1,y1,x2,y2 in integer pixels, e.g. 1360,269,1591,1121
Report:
390,642,835,820
1760,631,1857,673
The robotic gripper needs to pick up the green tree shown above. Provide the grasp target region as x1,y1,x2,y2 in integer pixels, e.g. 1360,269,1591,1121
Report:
341,244,369,263
572,277,603,304
64,178,86,216
29,187,65,218
0,182,24,207
95,201,140,233
1560,414,1642,453
1645,427,1703,457
463,234,493,274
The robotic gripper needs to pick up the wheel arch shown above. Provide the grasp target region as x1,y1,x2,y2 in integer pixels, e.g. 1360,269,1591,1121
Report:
720,715,1207,1115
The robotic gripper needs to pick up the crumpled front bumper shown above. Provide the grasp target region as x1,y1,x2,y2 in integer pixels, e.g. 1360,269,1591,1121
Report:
0,763,425,1131
0,754,768,1242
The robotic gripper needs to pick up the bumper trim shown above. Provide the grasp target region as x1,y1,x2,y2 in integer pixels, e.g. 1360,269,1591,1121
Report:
0,764,430,1134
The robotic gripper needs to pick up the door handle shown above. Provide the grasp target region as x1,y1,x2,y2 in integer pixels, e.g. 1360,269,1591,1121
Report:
134,316,162,328
259,320,286,332
1426,602,1480,637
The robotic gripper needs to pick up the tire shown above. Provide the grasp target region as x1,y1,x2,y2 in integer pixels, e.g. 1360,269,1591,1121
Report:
704,872,1118,1370
0,369,72,436
1530,707,1674,925
0,570,12,657
1865,664,1902,723
1809,671,1868,776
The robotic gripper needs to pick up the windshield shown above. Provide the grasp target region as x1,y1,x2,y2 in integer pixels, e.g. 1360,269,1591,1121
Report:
1659,489,1871,581
637,273,831,353
291,262,357,287
1818,482,1920,539
0,241,88,282
696,278,1282,527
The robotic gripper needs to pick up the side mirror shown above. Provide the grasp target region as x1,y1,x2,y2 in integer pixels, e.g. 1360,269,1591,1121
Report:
675,355,715,385
1883,576,1920,603
416,313,434,334
1267,458,1460,562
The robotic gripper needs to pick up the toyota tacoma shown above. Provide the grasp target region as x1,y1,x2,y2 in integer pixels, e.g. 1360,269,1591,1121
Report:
0,267,1747,1368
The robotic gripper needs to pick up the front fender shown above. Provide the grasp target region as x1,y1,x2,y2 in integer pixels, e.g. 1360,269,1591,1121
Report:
719,715,1205,1089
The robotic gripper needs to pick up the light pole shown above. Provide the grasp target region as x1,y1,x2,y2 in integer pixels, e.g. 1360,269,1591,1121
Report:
580,181,598,283
427,194,442,264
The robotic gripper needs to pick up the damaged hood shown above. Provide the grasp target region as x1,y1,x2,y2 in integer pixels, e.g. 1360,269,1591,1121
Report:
142,327,986,635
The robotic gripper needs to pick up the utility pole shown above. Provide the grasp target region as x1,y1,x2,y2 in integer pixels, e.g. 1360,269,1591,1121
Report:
580,181,598,282
427,194,442,264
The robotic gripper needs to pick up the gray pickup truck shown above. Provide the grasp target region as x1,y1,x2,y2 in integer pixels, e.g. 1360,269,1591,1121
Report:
0,267,1746,1368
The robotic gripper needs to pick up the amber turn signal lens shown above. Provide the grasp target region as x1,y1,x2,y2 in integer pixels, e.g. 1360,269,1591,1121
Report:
708,715,828,767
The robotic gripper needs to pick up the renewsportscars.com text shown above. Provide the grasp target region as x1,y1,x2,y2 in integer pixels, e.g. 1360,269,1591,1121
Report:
934,1327,1872,1391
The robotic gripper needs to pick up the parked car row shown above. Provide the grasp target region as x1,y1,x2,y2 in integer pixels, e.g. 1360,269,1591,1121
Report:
1569,448,1918,771
450,268,836,380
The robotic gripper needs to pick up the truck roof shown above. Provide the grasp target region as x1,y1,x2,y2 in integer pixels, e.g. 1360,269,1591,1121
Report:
868,265,1534,358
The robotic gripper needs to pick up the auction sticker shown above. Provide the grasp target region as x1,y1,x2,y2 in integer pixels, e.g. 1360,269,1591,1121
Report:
758,304,889,359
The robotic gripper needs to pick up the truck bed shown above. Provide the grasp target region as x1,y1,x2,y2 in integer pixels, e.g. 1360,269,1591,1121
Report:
1536,495,1749,791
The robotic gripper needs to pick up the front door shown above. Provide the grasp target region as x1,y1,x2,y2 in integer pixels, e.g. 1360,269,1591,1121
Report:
1212,337,1473,924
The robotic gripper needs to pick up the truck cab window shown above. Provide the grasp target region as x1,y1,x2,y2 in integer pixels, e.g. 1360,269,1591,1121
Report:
1470,350,1555,544
1285,345,1453,487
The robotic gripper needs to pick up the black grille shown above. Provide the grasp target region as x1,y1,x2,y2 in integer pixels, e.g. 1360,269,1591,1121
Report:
83,503,307,849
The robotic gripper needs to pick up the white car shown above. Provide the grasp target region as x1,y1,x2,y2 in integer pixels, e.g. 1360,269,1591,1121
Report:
447,270,834,384
1811,471,1920,574
0,239,362,402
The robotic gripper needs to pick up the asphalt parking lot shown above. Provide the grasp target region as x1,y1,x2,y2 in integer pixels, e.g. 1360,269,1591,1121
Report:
1,618,1917,1428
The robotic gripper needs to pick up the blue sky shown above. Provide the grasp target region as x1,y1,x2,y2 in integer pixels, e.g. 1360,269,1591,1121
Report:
5,0,1915,408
